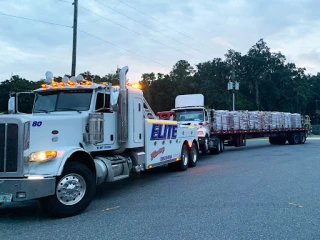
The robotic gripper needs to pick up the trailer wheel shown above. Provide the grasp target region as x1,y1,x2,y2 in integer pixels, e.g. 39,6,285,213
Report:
220,139,225,152
288,133,299,145
40,162,96,218
188,142,198,167
277,136,287,145
298,132,306,144
269,137,277,145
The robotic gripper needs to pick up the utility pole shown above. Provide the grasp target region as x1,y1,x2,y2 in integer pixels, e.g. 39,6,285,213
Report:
71,0,78,76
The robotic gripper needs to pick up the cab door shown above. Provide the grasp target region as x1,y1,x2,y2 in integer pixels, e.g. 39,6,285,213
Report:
95,92,116,145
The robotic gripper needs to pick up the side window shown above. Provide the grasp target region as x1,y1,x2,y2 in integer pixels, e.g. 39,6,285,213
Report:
204,110,208,121
95,93,110,112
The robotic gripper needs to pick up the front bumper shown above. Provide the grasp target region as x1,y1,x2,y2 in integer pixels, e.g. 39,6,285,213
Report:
0,177,56,202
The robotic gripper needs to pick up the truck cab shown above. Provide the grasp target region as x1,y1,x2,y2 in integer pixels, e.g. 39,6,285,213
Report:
171,94,212,154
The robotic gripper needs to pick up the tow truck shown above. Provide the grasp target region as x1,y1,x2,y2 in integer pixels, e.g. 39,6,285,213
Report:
0,66,199,218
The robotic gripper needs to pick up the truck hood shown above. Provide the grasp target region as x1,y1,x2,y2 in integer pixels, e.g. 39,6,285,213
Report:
0,113,87,153
28,113,87,152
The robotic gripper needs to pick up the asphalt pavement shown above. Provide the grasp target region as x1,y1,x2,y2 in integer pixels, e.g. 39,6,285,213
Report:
1,138,320,240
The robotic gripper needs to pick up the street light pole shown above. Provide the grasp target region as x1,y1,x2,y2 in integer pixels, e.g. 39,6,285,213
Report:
228,80,239,111
71,0,78,77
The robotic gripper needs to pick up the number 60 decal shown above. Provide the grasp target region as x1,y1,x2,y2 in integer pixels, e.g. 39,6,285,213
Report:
32,121,42,127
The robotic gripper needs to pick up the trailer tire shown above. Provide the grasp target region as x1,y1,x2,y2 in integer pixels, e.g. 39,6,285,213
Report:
288,133,299,145
269,137,277,145
220,139,225,152
40,162,96,218
277,136,287,145
298,132,306,144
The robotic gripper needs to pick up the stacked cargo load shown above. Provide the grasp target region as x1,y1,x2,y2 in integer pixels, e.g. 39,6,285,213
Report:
248,111,258,130
211,110,302,132
291,113,302,128
221,111,230,131
212,110,229,131
213,110,222,131
239,111,249,130
271,112,281,130
229,111,240,130
255,111,263,130
279,112,285,129
284,113,291,129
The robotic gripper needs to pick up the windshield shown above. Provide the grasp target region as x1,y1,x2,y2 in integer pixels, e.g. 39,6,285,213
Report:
175,109,204,121
33,89,93,113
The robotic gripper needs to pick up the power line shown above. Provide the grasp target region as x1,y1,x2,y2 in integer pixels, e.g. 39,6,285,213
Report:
57,0,73,4
78,5,201,61
0,12,72,28
117,0,215,51
79,29,169,68
79,1,121,24
95,0,206,56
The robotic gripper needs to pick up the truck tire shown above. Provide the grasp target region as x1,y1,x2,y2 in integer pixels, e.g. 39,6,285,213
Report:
178,144,189,171
40,162,96,218
188,142,198,168
200,136,209,155
298,132,306,144
210,139,221,155
288,133,299,145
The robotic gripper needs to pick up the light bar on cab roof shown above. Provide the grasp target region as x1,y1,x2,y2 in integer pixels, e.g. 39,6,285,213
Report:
40,71,139,90
41,71,95,90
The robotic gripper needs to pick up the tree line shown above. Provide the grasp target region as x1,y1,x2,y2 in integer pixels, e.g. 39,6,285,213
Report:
0,38,319,124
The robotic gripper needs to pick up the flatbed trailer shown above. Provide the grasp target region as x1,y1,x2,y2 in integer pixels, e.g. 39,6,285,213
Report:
208,127,310,153
156,94,312,155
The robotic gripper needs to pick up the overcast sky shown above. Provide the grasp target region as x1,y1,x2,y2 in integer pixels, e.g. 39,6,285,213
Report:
0,0,319,83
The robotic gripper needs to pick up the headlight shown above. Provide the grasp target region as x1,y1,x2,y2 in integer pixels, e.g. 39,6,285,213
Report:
29,150,57,162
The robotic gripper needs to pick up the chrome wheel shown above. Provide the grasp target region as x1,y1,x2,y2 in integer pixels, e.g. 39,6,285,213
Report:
182,145,189,166
204,137,209,152
192,147,198,163
56,173,86,206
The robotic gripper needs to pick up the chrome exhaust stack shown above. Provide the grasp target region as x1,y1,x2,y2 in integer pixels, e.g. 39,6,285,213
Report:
118,66,128,143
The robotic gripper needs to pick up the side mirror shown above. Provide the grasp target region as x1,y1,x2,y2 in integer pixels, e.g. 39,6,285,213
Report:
110,87,120,112
8,96,16,114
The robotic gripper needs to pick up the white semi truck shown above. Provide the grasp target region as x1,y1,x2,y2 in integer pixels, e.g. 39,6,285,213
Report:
160,94,311,155
171,94,213,154
0,66,199,218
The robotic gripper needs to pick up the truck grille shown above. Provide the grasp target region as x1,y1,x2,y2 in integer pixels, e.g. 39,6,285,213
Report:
0,123,19,173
